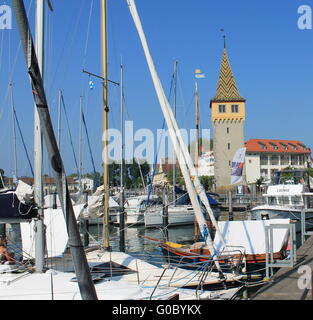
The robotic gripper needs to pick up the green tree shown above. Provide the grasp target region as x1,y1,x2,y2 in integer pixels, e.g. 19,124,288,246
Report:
166,167,185,187
200,176,215,192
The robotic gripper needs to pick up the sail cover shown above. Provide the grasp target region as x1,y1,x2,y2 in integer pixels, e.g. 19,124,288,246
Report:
0,181,38,223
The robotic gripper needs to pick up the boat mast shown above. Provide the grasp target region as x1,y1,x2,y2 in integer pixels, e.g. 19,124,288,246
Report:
57,90,62,149
79,96,84,194
34,0,45,273
126,0,226,278
12,0,98,300
173,61,177,206
119,60,125,252
195,80,199,173
101,0,110,251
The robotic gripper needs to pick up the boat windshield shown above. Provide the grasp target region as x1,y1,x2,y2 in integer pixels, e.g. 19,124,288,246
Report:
290,195,302,206
272,170,309,185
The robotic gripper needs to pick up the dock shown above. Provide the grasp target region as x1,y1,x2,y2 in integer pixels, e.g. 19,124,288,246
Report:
251,234,313,300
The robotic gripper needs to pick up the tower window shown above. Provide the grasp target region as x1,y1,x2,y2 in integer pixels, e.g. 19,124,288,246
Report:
218,105,226,113
227,127,230,134
231,105,239,113
228,143,231,150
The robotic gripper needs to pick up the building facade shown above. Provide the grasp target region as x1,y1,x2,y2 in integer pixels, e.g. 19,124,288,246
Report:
245,139,312,184
210,46,246,190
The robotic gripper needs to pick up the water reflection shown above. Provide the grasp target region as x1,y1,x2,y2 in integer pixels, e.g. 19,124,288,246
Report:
88,223,196,265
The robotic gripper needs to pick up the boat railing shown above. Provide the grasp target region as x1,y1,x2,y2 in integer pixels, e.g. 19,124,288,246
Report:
218,245,246,273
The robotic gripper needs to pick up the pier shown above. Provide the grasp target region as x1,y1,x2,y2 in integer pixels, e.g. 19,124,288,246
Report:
251,234,313,300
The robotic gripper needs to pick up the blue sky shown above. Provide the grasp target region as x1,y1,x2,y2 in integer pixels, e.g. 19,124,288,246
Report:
0,0,313,178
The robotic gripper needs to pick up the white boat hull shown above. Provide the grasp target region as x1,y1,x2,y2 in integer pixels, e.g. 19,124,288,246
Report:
250,205,313,233
144,206,221,228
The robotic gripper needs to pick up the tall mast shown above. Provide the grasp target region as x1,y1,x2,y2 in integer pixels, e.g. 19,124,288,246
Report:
101,0,110,251
12,0,98,300
34,0,45,273
173,61,178,206
79,96,84,194
57,90,62,149
120,61,124,195
119,60,125,252
195,80,199,173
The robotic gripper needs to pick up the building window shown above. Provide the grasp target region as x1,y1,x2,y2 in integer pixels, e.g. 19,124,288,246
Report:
218,105,226,113
291,155,298,166
258,142,267,150
270,155,279,166
231,104,239,113
288,143,297,151
280,155,289,166
269,142,278,150
227,127,230,134
260,155,268,165
228,143,231,150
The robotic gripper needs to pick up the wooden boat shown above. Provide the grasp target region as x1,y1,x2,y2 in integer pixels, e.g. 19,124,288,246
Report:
144,218,291,267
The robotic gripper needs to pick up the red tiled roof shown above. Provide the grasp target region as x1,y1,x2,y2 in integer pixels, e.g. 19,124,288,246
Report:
245,139,311,154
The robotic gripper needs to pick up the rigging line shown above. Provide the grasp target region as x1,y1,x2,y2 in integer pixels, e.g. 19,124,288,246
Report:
0,0,33,122
60,93,80,176
81,111,99,187
48,0,85,94
12,103,34,177
80,0,94,98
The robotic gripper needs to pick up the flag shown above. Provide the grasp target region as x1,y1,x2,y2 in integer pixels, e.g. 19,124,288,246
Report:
89,80,95,90
195,69,205,79
230,147,246,185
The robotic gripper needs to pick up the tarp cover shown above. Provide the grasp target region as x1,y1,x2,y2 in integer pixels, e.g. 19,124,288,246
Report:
213,219,290,255
21,204,85,258
78,186,120,219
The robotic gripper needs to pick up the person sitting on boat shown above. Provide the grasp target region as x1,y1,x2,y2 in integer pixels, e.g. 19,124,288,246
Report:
0,240,15,265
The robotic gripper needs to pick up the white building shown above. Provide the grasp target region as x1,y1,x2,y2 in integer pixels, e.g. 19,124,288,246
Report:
80,178,95,191
197,151,215,177
245,139,312,184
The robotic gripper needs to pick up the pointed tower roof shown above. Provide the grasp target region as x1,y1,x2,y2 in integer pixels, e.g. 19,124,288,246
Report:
211,48,245,103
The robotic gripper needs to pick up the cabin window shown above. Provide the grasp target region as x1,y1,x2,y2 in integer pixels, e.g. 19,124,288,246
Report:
218,105,226,113
291,196,302,206
268,197,277,205
278,196,290,205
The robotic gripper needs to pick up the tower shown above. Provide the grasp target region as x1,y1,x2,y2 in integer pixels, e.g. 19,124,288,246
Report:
210,44,246,190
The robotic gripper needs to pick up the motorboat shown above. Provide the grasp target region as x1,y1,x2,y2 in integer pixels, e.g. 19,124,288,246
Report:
250,170,313,232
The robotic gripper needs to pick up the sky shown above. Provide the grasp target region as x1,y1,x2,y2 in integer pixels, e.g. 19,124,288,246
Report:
0,0,313,178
